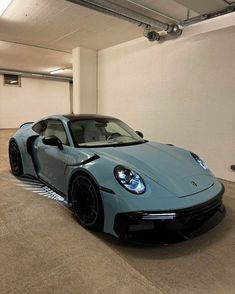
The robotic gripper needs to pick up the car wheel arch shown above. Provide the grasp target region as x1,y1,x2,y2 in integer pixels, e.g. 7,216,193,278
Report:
9,137,18,146
67,169,100,204
9,138,24,175
9,138,22,158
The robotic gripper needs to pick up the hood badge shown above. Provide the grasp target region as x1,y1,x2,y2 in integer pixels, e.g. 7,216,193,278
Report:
191,181,198,187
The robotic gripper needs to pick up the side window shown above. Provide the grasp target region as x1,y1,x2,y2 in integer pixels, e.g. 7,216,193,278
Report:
32,120,47,135
44,119,68,145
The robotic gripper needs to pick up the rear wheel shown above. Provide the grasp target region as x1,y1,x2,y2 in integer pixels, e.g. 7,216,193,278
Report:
71,174,104,230
9,141,23,176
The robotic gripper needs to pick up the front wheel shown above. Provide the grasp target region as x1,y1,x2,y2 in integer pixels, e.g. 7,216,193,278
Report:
71,174,104,230
9,141,23,176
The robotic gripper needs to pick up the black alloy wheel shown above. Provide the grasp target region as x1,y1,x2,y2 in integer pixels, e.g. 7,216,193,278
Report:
71,175,104,230
9,141,23,176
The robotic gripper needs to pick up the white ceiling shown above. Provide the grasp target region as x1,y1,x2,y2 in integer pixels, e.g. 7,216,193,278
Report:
0,0,233,77
0,41,73,77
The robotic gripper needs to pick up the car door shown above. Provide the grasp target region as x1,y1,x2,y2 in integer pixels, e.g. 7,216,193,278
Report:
33,119,71,193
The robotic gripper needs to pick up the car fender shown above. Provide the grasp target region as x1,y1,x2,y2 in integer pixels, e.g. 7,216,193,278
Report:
11,127,38,177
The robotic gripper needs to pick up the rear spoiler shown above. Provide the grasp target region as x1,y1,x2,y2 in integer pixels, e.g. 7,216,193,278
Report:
20,122,34,128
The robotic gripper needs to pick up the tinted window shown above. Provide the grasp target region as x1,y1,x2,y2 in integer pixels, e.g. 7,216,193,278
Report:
32,121,47,135
44,119,68,145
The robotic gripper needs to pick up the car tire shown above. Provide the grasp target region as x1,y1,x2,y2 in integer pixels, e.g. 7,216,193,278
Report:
9,141,23,176
71,174,104,230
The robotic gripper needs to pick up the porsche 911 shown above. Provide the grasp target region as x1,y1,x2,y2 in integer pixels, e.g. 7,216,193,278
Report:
9,114,225,238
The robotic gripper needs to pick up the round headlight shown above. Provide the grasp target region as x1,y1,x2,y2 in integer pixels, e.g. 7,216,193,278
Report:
114,165,146,194
190,152,208,170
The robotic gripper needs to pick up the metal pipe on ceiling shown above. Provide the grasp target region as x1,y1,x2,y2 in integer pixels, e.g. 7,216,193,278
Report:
67,0,169,30
67,0,183,38
124,0,180,23
0,69,72,82
182,3,235,26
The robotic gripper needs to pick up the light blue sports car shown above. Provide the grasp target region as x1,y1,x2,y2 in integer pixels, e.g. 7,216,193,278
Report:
9,114,225,238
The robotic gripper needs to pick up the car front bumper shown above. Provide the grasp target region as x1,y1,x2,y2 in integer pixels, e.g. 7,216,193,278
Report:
113,184,225,239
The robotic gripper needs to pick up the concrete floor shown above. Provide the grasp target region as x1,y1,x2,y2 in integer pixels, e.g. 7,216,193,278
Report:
0,129,235,294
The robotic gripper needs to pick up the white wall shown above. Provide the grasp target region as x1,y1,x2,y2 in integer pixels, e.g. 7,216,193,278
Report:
98,24,235,181
0,75,70,128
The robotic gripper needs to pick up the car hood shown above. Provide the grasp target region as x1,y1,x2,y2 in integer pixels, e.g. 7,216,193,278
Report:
91,142,214,197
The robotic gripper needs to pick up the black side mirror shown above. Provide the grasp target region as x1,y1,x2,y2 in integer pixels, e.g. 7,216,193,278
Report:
136,131,144,138
42,136,63,150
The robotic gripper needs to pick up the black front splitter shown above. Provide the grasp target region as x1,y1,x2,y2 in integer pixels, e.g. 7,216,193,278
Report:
114,187,225,244
127,204,225,244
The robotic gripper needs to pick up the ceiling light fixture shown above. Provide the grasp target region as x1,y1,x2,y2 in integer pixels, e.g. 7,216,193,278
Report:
0,0,13,16
50,68,65,75
31,73,44,77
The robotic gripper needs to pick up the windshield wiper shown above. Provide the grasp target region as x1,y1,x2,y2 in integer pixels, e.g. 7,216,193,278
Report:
76,141,147,148
112,141,147,147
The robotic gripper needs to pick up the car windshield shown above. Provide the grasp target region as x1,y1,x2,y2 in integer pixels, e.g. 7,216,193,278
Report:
69,118,146,147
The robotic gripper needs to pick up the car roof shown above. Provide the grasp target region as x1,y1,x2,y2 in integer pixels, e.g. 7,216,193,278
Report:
62,114,117,121
35,114,118,124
